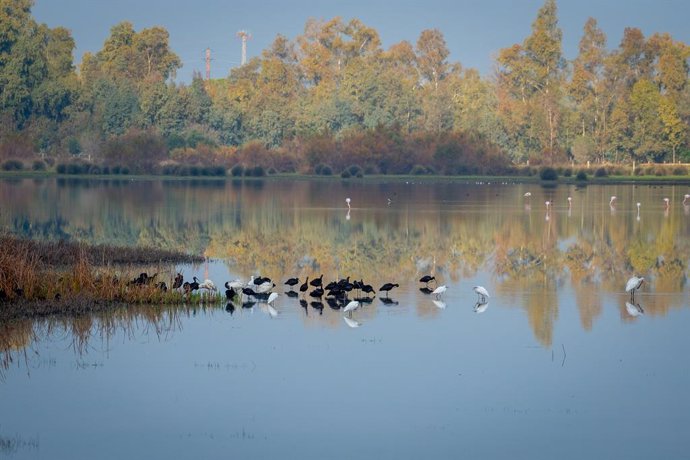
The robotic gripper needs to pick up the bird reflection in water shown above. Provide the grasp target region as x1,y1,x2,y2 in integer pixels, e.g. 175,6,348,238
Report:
419,287,434,295
432,299,446,309
343,316,361,328
625,301,644,317
310,301,324,315
379,297,399,305
299,299,308,315
474,300,489,314
225,302,235,315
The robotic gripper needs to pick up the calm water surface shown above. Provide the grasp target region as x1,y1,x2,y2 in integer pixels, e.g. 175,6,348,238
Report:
1,178,689,459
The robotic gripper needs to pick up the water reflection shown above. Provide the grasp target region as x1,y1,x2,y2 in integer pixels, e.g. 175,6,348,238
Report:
474,300,489,314
1,178,689,349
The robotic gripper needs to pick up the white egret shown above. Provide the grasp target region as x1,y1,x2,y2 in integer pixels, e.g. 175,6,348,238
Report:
663,197,670,209
683,194,690,205
343,300,360,315
473,285,490,302
636,202,641,221
345,197,351,210
267,292,279,305
524,192,532,198
625,276,644,301
610,196,617,206
431,285,447,299
625,301,644,317
567,196,572,207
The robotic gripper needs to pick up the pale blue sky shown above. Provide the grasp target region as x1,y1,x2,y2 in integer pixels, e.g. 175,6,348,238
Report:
33,0,690,82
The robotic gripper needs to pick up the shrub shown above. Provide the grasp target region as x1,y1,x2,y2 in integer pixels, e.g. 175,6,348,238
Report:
252,165,266,177
45,157,55,167
56,163,67,174
102,165,110,175
347,164,363,176
320,165,332,176
231,165,244,177
112,165,121,174
563,168,572,177
672,166,687,176
120,166,129,175
594,167,608,178
539,167,558,181
31,160,46,171
2,159,24,171
410,165,427,175
576,170,588,181
189,166,200,176
341,170,351,178
267,167,277,175
654,167,665,177
66,163,82,174
212,166,226,176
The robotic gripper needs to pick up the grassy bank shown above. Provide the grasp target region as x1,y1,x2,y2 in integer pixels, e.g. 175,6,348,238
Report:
0,236,210,321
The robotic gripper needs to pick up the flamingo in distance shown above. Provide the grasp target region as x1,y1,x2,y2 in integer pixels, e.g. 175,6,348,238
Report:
473,286,489,303
625,276,644,301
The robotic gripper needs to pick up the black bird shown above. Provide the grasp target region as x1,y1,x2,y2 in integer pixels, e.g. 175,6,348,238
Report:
419,275,436,286
190,277,201,291
285,277,300,290
299,277,310,295
224,282,236,300
310,274,324,288
156,281,168,291
379,283,399,297
361,283,376,297
241,286,257,300
172,273,184,290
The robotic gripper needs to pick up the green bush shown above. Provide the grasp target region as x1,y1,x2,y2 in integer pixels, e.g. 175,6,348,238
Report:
341,170,351,178
347,164,363,176
120,166,129,175
56,163,67,174
672,166,687,176
319,165,333,176
410,165,427,175
1,159,24,171
231,164,244,177
594,167,608,177
267,167,277,175
539,167,558,181
576,170,588,181
252,165,266,177
563,168,572,177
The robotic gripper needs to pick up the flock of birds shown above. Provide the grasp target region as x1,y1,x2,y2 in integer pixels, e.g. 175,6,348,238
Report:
526,192,690,221
135,269,496,326
128,268,647,323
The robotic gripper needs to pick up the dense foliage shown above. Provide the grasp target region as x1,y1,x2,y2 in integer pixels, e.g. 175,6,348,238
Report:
1,0,689,174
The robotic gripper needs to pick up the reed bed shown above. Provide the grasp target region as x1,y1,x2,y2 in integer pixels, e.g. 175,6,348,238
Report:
0,236,216,321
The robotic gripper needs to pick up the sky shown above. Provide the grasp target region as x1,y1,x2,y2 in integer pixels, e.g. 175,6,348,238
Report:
32,0,690,83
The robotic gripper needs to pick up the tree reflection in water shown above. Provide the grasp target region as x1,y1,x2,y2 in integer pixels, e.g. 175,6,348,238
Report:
1,178,688,351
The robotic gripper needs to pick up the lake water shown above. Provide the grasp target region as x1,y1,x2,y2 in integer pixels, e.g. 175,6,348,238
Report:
1,177,689,459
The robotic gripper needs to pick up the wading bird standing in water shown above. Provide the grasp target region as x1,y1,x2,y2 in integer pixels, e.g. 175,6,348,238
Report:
473,285,489,303
625,276,644,301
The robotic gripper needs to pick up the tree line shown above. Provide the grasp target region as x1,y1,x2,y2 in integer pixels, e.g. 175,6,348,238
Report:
1,0,689,175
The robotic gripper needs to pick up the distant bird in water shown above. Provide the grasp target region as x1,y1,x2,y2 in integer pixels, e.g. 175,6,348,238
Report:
224,282,236,301
419,275,435,286
524,192,531,198
473,285,489,303
636,202,641,221
625,301,644,317
610,196,617,207
567,196,572,207
625,276,644,301
267,292,279,305
284,277,299,290
431,285,447,299
172,273,183,290
683,194,690,205
299,277,309,296
663,197,670,211
310,274,324,288
379,283,399,298
343,300,360,316
346,197,351,210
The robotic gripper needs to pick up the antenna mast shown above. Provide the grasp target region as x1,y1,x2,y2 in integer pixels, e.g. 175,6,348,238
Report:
205,47,211,80
236,30,251,66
